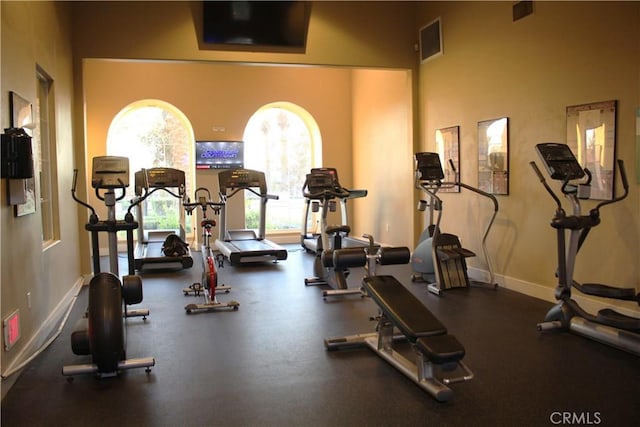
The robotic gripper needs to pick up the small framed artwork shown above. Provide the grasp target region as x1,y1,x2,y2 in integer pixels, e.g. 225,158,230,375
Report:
10,91,34,133
14,178,36,217
435,126,460,192
478,117,509,195
566,100,617,200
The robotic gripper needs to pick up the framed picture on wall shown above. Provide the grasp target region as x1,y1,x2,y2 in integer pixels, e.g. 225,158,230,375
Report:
435,126,460,192
478,117,509,195
566,100,617,200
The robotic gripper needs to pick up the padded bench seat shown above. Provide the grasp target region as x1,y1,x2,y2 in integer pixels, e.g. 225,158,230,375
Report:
363,275,448,339
363,275,466,365
416,335,465,364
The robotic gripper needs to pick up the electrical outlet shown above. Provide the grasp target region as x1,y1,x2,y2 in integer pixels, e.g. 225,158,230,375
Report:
27,292,31,309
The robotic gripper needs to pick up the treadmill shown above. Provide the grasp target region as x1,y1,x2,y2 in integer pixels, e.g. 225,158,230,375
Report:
133,167,193,271
215,168,288,264
300,167,369,253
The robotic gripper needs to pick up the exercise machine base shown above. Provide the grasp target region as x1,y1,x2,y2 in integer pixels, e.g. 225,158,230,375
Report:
62,357,155,379
185,300,240,314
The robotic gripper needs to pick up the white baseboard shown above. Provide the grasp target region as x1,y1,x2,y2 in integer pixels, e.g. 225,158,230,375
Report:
469,267,640,318
1,276,84,390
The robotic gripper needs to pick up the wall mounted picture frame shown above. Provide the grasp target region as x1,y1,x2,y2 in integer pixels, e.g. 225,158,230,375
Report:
478,117,509,195
9,91,37,217
566,100,617,200
435,125,460,192
10,91,34,133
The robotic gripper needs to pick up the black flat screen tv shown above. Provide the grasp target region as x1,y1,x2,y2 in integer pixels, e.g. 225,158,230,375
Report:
195,141,244,170
202,1,310,50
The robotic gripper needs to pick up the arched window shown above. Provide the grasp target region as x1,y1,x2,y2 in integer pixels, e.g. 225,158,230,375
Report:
106,100,195,236
243,102,322,234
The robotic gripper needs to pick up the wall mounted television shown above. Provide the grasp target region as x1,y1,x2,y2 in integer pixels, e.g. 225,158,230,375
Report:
202,1,310,51
195,141,244,170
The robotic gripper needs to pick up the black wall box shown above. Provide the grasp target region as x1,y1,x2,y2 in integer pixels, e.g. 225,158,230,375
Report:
1,128,34,179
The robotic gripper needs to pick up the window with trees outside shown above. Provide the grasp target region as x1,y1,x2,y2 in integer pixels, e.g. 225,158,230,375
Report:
243,103,322,235
106,100,195,237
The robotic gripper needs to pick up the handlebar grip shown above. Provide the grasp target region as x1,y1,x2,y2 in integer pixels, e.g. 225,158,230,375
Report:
529,161,545,181
618,159,629,191
72,169,79,193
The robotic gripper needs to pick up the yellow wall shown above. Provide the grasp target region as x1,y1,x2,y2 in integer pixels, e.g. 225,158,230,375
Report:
70,1,418,68
1,1,79,376
352,69,414,246
416,1,640,309
1,0,419,379
2,0,639,384
83,59,355,239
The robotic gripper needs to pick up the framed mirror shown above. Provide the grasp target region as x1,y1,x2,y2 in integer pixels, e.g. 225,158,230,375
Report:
478,117,509,195
566,100,617,200
435,126,460,192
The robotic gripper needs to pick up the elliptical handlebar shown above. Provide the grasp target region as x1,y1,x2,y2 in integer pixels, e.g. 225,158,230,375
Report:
71,169,97,217
446,158,499,286
593,159,629,213
529,161,563,213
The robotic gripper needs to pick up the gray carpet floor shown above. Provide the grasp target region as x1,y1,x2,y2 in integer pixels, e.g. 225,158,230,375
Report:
2,245,638,426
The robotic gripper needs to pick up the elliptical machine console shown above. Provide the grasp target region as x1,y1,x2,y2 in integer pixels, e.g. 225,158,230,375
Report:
531,142,639,356
63,156,155,379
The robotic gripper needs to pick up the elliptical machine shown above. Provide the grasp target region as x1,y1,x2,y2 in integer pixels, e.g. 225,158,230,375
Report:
183,187,239,313
411,152,498,296
531,142,639,356
63,156,155,378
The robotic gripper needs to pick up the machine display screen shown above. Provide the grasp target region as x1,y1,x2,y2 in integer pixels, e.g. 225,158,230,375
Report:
195,141,244,170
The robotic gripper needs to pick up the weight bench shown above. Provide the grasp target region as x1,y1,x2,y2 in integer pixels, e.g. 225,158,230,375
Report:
325,269,473,402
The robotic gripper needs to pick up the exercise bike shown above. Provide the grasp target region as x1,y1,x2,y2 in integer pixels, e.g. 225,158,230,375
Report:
411,152,498,295
531,142,640,356
301,168,371,299
63,156,155,379
183,187,239,313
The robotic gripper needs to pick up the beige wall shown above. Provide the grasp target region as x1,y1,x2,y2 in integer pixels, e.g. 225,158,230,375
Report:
416,2,640,310
352,69,414,246
2,0,639,385
1,1,79,376
1,0,419,380
70,1,418,68
83,59,356,241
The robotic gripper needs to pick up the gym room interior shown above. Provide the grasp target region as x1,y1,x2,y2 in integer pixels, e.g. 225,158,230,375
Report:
1,1,639,426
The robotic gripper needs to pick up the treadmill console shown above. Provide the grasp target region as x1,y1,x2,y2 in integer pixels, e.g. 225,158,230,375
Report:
134,167,186,195
219,168,267,194
535,143,585,181
306,168,340,193
91,156,129,189
415,152,445,181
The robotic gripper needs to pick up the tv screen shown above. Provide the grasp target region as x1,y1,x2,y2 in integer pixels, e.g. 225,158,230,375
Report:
202,1,310,50
195,141,244,170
